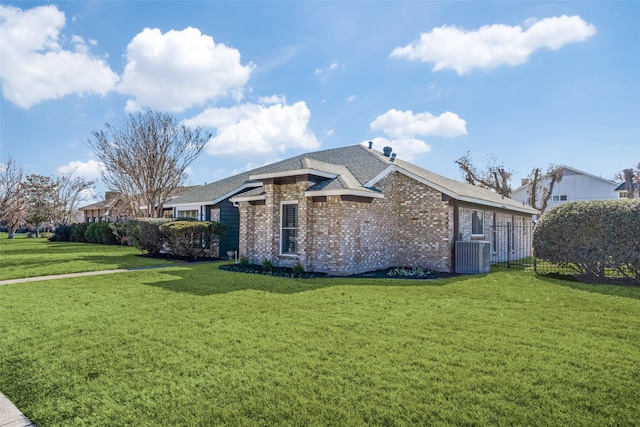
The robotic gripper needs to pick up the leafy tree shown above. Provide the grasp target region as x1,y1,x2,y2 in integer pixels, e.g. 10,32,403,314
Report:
455,152,512,197
88,109,211,218
526,165,564,215
0,157,28,238
24,174,58,237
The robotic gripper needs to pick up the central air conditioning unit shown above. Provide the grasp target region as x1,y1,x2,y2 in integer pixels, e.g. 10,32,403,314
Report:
455,241,491,274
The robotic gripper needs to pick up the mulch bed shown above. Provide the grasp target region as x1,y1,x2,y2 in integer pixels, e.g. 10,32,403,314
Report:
219,264,458,280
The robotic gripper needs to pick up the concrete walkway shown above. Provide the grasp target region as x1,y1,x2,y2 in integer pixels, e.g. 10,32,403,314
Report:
0,265,172,287
0,392,36,427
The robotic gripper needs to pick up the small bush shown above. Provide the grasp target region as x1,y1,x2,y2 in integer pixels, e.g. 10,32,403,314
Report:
50,225,71,241
69,223,89,242
533,200,640,282
292,262,305,277
109,222,129,245
239,257,249,266
262,259,273,271
85,223,100,243
135,218,173,255
159,221,225,259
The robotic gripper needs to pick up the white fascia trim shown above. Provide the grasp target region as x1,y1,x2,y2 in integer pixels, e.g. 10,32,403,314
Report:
305,189,385,199
250,168,336,180
394,168,459,199
211,182,263,205
369,165,537,215
456,196,539,215
363,165,396,187
172,203,204,211
230,194,266,203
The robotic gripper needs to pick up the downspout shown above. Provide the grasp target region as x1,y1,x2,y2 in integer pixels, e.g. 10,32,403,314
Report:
452,199,459,273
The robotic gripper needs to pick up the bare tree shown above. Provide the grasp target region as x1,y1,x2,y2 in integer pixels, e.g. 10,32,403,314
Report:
24,174,58,237
52,171,95,226
88,110,211,218
455,152,513,197
526,165,564,215
0,157,28,238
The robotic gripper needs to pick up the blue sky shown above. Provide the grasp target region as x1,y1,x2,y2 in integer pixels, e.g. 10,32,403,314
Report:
1,1,638,198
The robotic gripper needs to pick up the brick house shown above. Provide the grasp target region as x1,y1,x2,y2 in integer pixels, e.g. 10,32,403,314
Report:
228,144,538,275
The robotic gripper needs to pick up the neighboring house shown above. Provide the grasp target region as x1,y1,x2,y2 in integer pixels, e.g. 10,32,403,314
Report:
511,166,619,209
223,144,538,276
78,191,124,223
78,187,198,223
614,181,639,199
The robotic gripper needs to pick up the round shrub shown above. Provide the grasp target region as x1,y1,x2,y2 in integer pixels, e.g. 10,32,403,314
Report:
159,220,226,259
533,200,640,282
50,225,70,241
136,218,174,255
69,222,89,242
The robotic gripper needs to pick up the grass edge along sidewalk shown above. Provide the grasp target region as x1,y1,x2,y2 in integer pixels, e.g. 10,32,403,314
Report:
0,233,177,281
1,391,36,427
0,265,173,286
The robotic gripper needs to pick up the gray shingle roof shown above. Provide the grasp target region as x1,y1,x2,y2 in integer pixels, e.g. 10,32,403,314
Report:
170,144,538,214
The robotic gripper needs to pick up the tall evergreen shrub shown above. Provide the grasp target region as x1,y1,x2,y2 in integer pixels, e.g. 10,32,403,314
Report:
533,200,640,282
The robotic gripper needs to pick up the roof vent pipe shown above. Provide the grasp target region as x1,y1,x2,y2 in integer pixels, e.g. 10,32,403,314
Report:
383,146,393,157
368,141,373,149
390,153,396,162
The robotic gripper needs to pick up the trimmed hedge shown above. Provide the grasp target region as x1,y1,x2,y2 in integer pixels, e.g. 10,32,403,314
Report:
49,225,70,242
69,223,89,242
85,222,118,245
159,221,226,259
533,200,640,282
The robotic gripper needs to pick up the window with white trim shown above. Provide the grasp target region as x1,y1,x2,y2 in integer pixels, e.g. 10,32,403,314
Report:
281,202,298,255
472,210,484,236
552,195,568,202
177,209,198,219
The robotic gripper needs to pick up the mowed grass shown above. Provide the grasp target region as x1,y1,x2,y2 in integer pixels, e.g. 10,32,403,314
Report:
1,248,639,427
0,233,175,280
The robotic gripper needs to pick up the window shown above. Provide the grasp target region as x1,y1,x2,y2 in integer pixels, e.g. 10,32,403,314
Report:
560,195,568,201
281,202,298,254
177,209,198,219
619,192,628,198
472,210,484,236
552,195,568,202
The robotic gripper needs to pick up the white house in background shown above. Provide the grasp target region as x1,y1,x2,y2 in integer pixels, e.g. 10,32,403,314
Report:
511,166,619,209
614,181,639,199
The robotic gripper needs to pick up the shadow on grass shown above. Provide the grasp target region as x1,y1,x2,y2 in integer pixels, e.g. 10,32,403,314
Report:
141,263,477,296
535,274,640,300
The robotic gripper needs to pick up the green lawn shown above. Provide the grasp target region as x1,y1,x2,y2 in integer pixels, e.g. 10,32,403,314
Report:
0,240,639,426
0,233,175,280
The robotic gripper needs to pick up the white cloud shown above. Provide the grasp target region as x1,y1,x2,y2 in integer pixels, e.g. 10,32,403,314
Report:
391,15,596,74
370,109,467,139
56,159,104,180
314,61,343,78
0,4,119,108
346,95,356,103
324,129,334,136
118,27,254,112
258,94,287,105
368,109,467,159
184,100,320,156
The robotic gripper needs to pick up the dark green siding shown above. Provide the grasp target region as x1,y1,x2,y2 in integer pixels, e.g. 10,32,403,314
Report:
218,198,240,258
